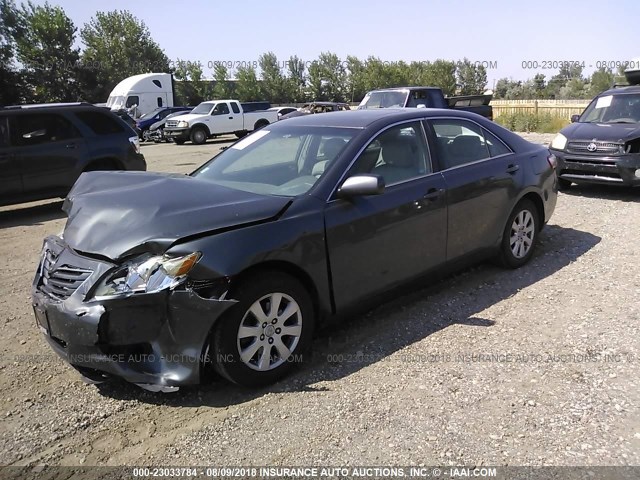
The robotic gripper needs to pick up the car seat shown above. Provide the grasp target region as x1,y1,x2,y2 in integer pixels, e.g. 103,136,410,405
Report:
373,136,422,184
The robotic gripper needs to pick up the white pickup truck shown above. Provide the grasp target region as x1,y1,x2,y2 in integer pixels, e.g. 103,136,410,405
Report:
164,100,279,145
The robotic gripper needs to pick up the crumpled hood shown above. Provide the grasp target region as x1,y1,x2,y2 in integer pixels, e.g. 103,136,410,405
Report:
62,171,291,261
561,122,640,143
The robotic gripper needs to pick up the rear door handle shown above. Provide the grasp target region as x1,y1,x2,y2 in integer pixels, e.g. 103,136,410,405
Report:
423,188,444,200
506,164,520,174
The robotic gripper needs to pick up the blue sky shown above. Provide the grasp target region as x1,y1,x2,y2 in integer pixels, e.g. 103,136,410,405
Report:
33,0,640,87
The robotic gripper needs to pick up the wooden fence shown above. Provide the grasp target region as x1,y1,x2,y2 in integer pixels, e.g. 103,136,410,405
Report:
490,100,591,120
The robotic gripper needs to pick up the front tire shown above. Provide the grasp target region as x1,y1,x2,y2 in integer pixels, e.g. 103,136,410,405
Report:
190,127,208,145
208,272,315,387
497,199,539,269
235,130,248,139
174,139,185,145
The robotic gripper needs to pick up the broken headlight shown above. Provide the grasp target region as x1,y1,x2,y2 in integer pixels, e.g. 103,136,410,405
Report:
94,252,201,298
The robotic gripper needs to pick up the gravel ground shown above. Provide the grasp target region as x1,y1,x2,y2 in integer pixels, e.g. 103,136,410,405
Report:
0,133,638,468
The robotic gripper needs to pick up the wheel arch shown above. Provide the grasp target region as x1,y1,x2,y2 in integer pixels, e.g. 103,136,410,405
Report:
519,191,545,231
232,260,321,318
253,118,270,130
191,123,211,136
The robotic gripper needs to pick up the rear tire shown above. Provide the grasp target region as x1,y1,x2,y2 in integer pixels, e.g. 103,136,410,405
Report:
190,127,208,145
497,199,539,269
206,272,315,387
174,139,185,145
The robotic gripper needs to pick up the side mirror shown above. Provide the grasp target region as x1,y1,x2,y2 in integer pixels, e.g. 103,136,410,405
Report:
337,175,385,198
571,114,580,123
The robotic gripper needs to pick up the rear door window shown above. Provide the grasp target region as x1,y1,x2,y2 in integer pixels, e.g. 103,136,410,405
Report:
11,113,81,146
231,102,240,114
75,110,125,135
427,119,491,169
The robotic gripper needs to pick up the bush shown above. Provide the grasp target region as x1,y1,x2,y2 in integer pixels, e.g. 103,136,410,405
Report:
496,112,569,133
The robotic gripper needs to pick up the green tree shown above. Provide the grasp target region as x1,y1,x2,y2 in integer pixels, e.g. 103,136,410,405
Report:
532,73,546,97
258,51,285,103
284,55,305,102
456,58,487,95
212,63,232,99
306,60,324,100
422,59,456,95
235,64,261,101
317,52,347,101
174,59,209,105
0,0,23,104
80,10,170,101
589,67,614,96
345,55,366,102
13,1,80,102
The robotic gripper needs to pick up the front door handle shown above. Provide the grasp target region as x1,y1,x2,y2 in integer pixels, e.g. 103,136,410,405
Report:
506,164,520,174
229,116,233,120
423,188,444,200
65,143,76,149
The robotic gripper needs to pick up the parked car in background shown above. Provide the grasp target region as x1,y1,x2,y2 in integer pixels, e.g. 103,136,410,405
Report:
31,108,556,391
144,111,192,143
164,100,278,144
0,103,146,207
109,108,141,137
358,86,493,120
267,106,298,119
281,102,351,119
136,106,192,140
550,82,640,189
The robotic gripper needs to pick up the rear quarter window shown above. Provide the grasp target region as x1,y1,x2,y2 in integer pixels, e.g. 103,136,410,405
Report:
75,111,126,135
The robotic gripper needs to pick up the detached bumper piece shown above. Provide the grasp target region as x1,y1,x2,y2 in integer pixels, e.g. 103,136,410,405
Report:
32,236,236,391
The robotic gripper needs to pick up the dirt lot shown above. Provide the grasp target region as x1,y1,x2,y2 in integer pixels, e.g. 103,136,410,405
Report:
1,133,639,468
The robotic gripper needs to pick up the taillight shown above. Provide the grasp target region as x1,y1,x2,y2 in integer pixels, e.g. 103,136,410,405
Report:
547,153,557,169
129,135,141,154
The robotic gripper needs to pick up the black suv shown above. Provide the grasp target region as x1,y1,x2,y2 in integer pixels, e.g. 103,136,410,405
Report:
550,84,640,188
0,103,146,206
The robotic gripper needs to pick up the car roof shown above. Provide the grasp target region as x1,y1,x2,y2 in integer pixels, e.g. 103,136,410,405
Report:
367,86,441,92
276,108,484,128
0,102,96,110
600,85,640,95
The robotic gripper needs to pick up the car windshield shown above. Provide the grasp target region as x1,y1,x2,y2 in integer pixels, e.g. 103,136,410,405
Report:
192,126,357,197
579,93,640,124
191,102,214,115
358,91,408,109
139,108,163,120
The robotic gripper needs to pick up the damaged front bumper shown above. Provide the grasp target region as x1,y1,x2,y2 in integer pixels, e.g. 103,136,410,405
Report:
31,236,236,391
553,150,640,186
